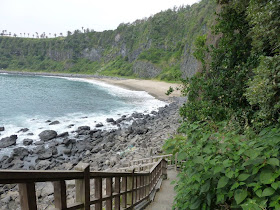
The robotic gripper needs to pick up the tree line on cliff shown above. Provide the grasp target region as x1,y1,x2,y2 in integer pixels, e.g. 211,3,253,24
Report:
164,0,280,209
0,0,215,81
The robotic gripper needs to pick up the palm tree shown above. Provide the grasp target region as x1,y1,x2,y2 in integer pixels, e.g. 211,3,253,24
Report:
60,32,63,37
20,33,22,37
54,33,56,38
28,33,29,37
24,33,25,37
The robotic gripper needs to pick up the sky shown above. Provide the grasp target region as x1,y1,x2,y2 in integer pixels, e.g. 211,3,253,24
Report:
0,0,200,37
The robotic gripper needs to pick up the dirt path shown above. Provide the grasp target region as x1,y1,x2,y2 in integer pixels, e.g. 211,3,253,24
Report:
146,169,178,210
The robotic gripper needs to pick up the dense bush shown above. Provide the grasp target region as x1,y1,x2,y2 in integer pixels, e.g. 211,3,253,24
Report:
164,0,280,209
164,123,280,209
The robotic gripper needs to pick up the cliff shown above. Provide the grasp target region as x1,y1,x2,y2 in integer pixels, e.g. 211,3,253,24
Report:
0,0,215,80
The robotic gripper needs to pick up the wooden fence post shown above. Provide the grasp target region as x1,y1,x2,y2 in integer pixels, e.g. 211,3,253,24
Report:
19,182,37,210
121,176,127,208
115,177,121,210
162,160,167,180
106,177,112,210
127,169,134,206
75,163,90,210
175,153,178,171
95,177,102,210
53,180,67,209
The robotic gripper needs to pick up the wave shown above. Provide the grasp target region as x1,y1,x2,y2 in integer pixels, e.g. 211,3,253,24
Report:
0,75,167,158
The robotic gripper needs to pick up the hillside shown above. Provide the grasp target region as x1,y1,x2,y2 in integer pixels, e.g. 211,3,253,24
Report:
0,0,215,80
164,0,280,209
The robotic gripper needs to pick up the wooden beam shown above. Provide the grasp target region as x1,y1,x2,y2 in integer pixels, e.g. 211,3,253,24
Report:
114,177,120,210
121,176,127,208
18,182,37,210
106,178,112,210
53,180,67,209
75,163,90,210
95,177,102,210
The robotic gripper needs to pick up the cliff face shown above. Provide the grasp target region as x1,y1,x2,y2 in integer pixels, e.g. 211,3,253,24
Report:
0,0,215,80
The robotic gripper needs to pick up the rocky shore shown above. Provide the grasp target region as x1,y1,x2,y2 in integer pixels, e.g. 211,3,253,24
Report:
0,97,185,209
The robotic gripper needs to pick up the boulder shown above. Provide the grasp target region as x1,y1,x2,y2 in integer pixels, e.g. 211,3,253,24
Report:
78,126,90,130
57,132,69,138
32,145,45,154
0,127,4,132
0,135,17,148
39,130,57,141
38,150,53,160
106,118,115,123
34,140,44,145
36,160,51,170
17,128,29,133
96,123,104,128
12,147,29,160
23,139,33,146
49,120,60,125
63,149,71,155
63,138,75,147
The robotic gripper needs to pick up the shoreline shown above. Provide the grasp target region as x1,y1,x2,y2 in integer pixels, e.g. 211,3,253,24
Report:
0,70,186,208
0,70,181,101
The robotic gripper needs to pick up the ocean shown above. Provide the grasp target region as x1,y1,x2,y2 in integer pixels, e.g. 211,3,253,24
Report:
0,73,166,157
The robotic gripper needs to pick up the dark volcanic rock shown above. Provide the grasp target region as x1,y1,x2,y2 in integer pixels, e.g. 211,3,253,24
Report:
17,128,29,133
49,120,60,125
106,118,115,123
78,126,90,131
96,123,104,128
63,149,71,155
23,139,33,146
39,130,57,141
32,145,45,154
34,140,44,145
0,135,17,148
12,147,29,160
38,150,53,160
36,160,51,170
57,132,69,138
0,127,4,132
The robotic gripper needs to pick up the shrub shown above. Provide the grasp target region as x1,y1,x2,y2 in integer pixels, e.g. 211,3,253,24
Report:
164,122,280,209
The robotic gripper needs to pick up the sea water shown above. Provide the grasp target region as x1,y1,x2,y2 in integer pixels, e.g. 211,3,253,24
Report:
0,73,166,156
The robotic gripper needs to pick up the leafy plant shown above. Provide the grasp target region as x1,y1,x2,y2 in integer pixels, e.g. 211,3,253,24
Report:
164,123,280,209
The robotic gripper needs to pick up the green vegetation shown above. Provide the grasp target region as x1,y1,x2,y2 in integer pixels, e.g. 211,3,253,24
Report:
164,0,280,209
0,0,215,80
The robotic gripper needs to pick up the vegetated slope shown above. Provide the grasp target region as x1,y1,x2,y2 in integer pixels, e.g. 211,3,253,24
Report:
0,0,215,80
164,0,280,209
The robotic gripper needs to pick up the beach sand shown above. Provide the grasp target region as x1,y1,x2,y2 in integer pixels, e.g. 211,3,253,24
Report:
89,78,182,101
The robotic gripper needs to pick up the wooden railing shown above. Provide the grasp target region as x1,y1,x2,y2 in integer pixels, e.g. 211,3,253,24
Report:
0,155,171,210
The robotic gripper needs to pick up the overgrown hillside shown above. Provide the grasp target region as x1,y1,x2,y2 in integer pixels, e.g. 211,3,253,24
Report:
164,0,280,209
0,0,215,80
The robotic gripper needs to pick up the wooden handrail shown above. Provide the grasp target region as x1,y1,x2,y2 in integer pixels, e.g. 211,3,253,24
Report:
0,154,171,210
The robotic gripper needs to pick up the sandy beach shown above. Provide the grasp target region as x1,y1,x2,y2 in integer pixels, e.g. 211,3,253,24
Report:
90,78,182,101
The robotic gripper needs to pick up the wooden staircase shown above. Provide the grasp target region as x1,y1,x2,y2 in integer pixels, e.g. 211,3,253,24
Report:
0,154,176,210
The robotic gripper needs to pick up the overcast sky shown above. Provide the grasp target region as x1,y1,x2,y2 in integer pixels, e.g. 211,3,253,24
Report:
0,0,200,37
